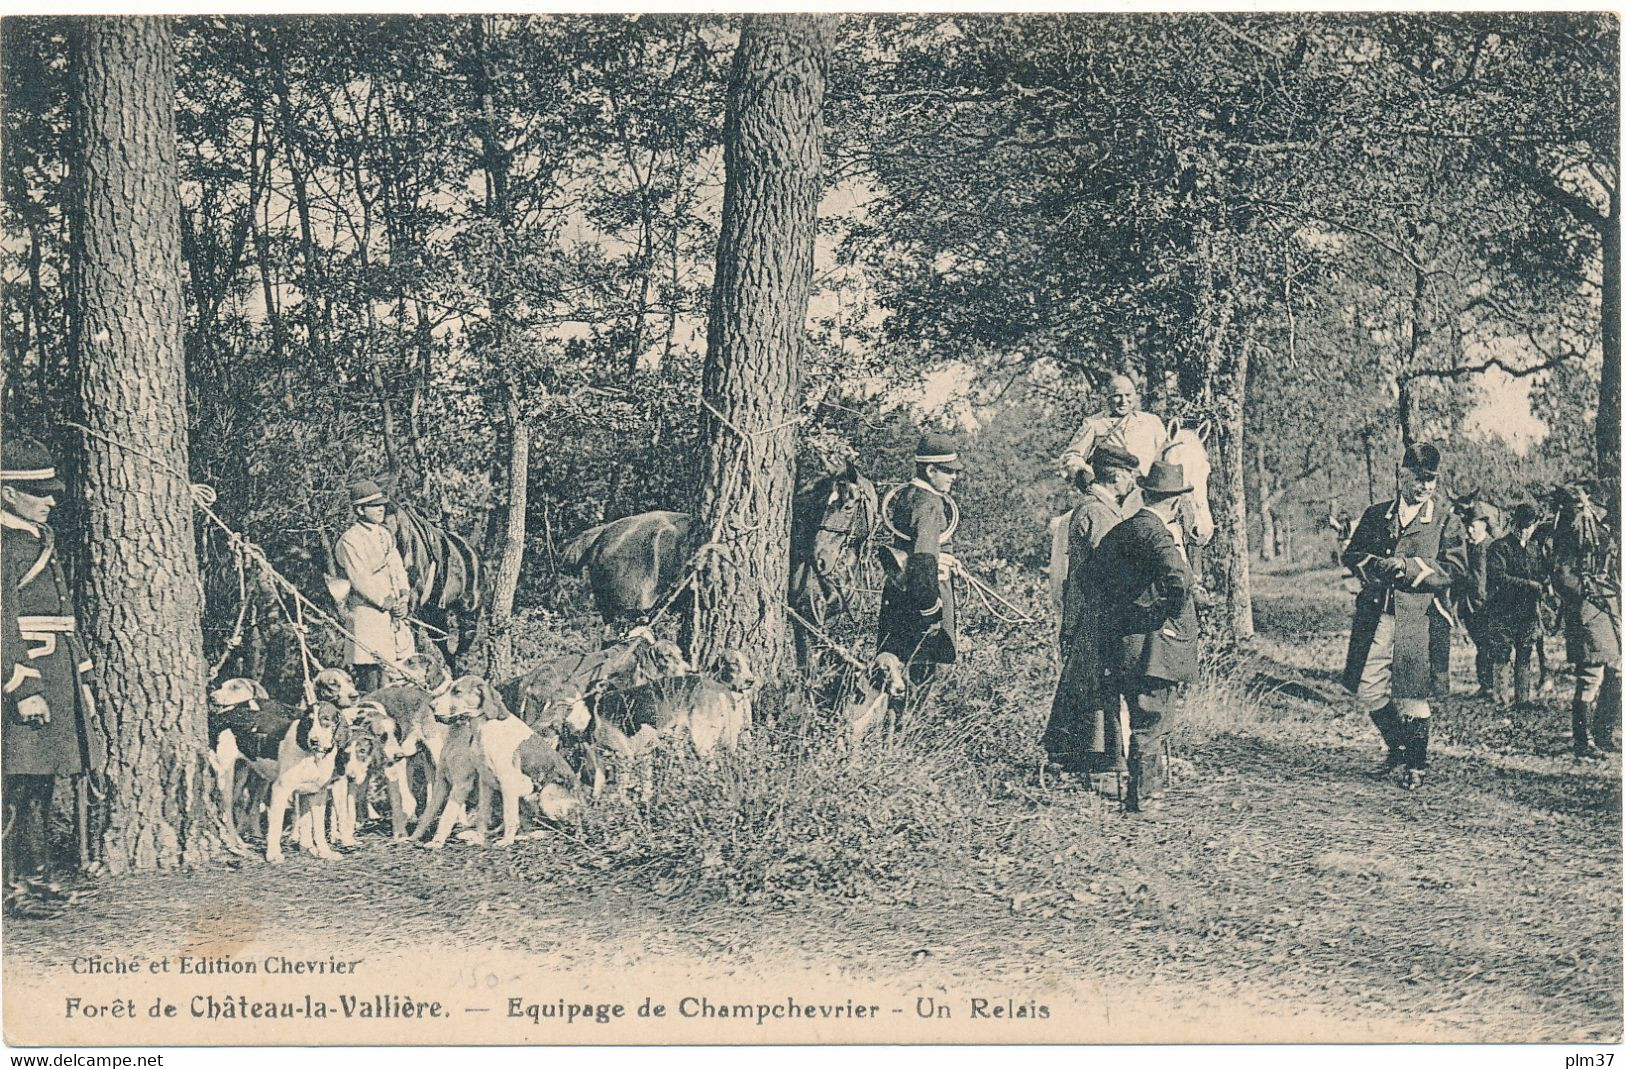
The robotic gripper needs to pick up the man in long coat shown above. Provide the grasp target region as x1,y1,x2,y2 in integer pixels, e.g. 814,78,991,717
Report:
1088,459,1200,814
1550,483,1619,756
334,479,414,693
1341,442,1467,789
1043,445,1138,779
1483,502,1548,710
3,436,108,890
878,432,963,687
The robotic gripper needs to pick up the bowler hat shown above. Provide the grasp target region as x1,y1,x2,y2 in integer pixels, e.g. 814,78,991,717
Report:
1,436,65,495
1511,502,1541,528
350,478,389,507
914,432,965,472
1401,442,1442,476
1090,444,1140,474
1138,460,1192,496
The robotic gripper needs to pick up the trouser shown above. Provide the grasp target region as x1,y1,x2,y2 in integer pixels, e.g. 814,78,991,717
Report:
1484,641,1536,705
1572,664,1621,751
1123,680,1180,809
3,774,56,883
1355,614,1432,720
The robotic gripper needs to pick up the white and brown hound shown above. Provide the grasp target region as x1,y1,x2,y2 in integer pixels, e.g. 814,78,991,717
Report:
840,653,906,749
425,676,580,848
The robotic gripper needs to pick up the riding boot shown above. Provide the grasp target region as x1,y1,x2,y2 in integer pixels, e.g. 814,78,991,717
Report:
1571,697,1599,758
1595,671,1621,753
1367,703,1406,774
1125,739,1161,813
1473,648,1496,699
1400,717,1429,789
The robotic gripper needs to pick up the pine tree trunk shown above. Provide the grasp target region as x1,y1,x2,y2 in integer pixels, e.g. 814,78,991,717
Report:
68,15,219,873
691,14,833,678
1206,334,1254,643
1599,216,1620,529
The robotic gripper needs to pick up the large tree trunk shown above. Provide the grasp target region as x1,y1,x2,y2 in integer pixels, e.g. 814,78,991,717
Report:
690,14,832,677
478,379,528,681
1206,333,1254,643
68,16,219,874
1253,449,1276,562
1599,215,1620,529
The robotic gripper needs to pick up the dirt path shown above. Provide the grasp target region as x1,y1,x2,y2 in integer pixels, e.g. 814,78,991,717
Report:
6,565,1620,1044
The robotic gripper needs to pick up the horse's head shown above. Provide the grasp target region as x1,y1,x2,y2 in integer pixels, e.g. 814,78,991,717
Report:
1162,420,1214,547
803,462,878,580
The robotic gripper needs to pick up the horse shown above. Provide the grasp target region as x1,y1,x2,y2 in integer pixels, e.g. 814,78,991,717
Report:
381,501,484,669
560,465,879,666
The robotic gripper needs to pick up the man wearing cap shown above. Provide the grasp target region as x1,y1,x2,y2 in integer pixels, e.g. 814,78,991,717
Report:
3,436,108,894
1085,458,1200,813
877,432,964,687
1457,501,1497,699
1043,444,1138,782
1483,502,1550,710
1550,482,1619,756
1341,442,1467,789
334,479,414,694
1058,373,1168,483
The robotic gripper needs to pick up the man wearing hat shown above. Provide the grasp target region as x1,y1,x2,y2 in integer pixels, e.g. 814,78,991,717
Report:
2,435,108,895
1550,481,1619,756
1340,442,1467,789
1084,457,1200,813
1483,502,1550,710
1044,444,1138,783
333,478,414,694
877,432,964,687
1457,500,1498,699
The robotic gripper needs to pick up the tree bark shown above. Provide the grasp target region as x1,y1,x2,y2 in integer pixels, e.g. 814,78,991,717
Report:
691,14,832,677
1206,332,1254,643
1253,450,1276,562
1599,216,1620,524
68,16,219,873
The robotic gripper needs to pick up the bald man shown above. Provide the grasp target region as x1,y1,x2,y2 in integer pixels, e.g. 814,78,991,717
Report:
1059,374,1169,482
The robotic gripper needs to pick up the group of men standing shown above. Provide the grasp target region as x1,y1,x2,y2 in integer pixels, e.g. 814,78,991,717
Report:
1334,440,1618,780
1455,484,1621,758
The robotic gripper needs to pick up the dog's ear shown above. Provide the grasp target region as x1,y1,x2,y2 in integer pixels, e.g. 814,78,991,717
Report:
480,680,513,720
250,680,270,704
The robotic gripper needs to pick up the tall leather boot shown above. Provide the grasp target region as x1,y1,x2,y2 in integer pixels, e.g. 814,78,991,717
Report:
1491,662,1512,708
1593,671,1620,753
1124,739,1163,814
1401,717,1430,789
1368,703,1406,775
1572,697,1599,758
1473,648,1496,699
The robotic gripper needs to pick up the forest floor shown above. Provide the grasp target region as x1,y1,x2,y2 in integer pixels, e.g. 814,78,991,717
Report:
5,562,1621,1045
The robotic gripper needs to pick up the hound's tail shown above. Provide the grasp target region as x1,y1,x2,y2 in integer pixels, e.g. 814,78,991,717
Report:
559,522,610,574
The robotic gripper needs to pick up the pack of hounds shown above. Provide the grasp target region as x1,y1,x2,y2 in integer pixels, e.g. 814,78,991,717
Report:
207,633,909,864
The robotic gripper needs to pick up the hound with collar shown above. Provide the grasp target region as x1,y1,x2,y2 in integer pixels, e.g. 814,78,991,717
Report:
428,676,580,848
263,701,345,864
207,678,300,857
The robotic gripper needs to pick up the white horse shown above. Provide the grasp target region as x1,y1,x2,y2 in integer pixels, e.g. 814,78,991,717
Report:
1046,417,1213,614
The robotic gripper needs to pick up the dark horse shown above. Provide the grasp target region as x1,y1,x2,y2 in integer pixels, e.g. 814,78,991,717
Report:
560,464,877,666
381,501,484,668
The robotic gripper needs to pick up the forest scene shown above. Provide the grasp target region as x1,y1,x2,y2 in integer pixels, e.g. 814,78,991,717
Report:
0,13,1618,1046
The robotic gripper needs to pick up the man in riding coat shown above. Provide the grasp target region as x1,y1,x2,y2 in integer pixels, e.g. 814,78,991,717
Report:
1043,444,1139,782
1087,459,1200,814
1341,442,1467,789
1549,481,1619,757
3,436,108,896
878,432,964,687
334,478,414,693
